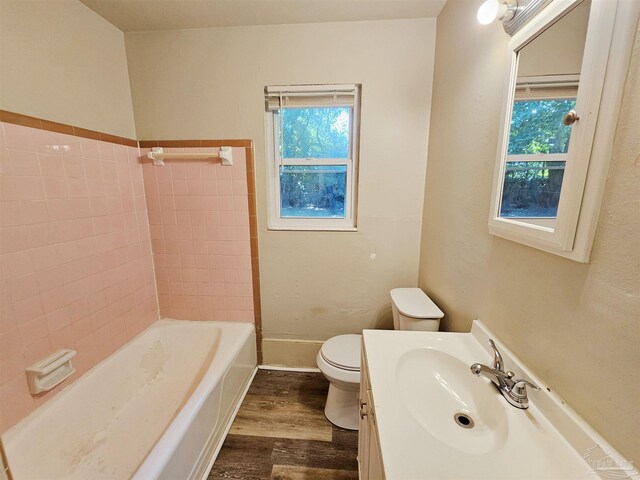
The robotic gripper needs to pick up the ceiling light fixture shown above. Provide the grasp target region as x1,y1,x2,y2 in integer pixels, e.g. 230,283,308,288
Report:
477,0,518,25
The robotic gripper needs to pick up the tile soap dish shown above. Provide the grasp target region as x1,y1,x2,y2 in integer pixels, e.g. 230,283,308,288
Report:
26,349,77,395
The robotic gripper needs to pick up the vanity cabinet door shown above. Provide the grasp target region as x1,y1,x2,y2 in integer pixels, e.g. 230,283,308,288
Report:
358,349,385,479
366,391,384,480
358,349,371,479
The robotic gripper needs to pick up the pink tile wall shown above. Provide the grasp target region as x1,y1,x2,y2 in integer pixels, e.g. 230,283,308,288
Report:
0,122,158,433
141,147,254,323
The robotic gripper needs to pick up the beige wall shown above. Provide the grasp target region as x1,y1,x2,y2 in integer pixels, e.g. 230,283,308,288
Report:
0,0,136,138
419,0,639,464
125,19,437,365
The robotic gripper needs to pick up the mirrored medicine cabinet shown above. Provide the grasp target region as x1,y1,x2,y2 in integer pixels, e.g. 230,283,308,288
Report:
488,0,639,262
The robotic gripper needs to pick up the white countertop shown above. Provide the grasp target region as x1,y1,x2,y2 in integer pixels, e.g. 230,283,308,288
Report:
362,322,638,480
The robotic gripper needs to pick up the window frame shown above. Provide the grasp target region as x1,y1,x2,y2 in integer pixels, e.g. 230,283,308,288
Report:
264,84,360,231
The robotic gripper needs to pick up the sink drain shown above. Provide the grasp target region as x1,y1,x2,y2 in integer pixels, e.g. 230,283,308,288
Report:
454,412,475,429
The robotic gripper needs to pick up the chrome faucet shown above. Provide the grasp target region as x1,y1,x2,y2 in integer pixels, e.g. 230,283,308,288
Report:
470,339,538,409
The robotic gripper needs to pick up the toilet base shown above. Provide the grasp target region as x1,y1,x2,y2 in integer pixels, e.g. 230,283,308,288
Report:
324,383,359,430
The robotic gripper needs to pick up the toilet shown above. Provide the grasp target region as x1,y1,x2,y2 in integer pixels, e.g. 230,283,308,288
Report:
317,287,444,430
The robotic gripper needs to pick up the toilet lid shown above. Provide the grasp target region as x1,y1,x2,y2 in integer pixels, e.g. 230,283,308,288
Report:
390,288,444,319
321,334,361,372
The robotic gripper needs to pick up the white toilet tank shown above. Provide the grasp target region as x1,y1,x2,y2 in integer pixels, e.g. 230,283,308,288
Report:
390,288,444,331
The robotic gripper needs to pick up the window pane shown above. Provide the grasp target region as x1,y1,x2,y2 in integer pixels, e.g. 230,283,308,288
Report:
281,107,350,159
508,99,576,155
500,161,565,218
280,165,347,218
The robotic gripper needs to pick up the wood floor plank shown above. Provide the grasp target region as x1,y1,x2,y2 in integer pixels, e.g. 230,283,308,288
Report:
248,370,329,402
271,438,359,472
230,370,332,442
229,394,332,441
331,425,359,449
208,434,275,479
209,371,359,479
271,464,359,480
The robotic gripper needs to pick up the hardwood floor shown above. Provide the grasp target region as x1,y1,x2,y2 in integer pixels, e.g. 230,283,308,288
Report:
208,370,359,480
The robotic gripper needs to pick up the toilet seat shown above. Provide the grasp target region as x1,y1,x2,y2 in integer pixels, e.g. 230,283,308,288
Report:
320,334,361,372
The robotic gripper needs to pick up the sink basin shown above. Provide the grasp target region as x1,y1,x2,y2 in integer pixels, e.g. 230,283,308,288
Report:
395,347,508,454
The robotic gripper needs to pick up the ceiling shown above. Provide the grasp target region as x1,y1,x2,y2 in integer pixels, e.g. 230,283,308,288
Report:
79,0,447,32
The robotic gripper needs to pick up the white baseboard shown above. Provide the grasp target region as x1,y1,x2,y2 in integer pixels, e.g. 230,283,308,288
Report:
261,338,323,368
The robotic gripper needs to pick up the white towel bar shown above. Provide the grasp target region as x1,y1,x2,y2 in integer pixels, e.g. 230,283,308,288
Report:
147,146,233,166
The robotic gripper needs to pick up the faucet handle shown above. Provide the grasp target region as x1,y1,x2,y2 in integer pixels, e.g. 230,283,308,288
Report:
488,339,504,372
511,379,538,399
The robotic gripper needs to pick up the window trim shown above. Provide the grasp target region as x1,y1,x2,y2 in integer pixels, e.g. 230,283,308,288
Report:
264,84,360,231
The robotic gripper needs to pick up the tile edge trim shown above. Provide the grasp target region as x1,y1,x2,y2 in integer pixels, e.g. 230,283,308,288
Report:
0,110,138,147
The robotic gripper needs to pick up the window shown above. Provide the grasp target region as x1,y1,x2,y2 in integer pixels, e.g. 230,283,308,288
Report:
265,84,360,230
500,77,577,219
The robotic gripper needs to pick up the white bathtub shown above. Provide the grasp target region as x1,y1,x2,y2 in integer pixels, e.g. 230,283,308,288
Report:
2,319,256,480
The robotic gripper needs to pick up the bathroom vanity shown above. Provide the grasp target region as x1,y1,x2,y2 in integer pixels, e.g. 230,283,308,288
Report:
357,322,638,480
